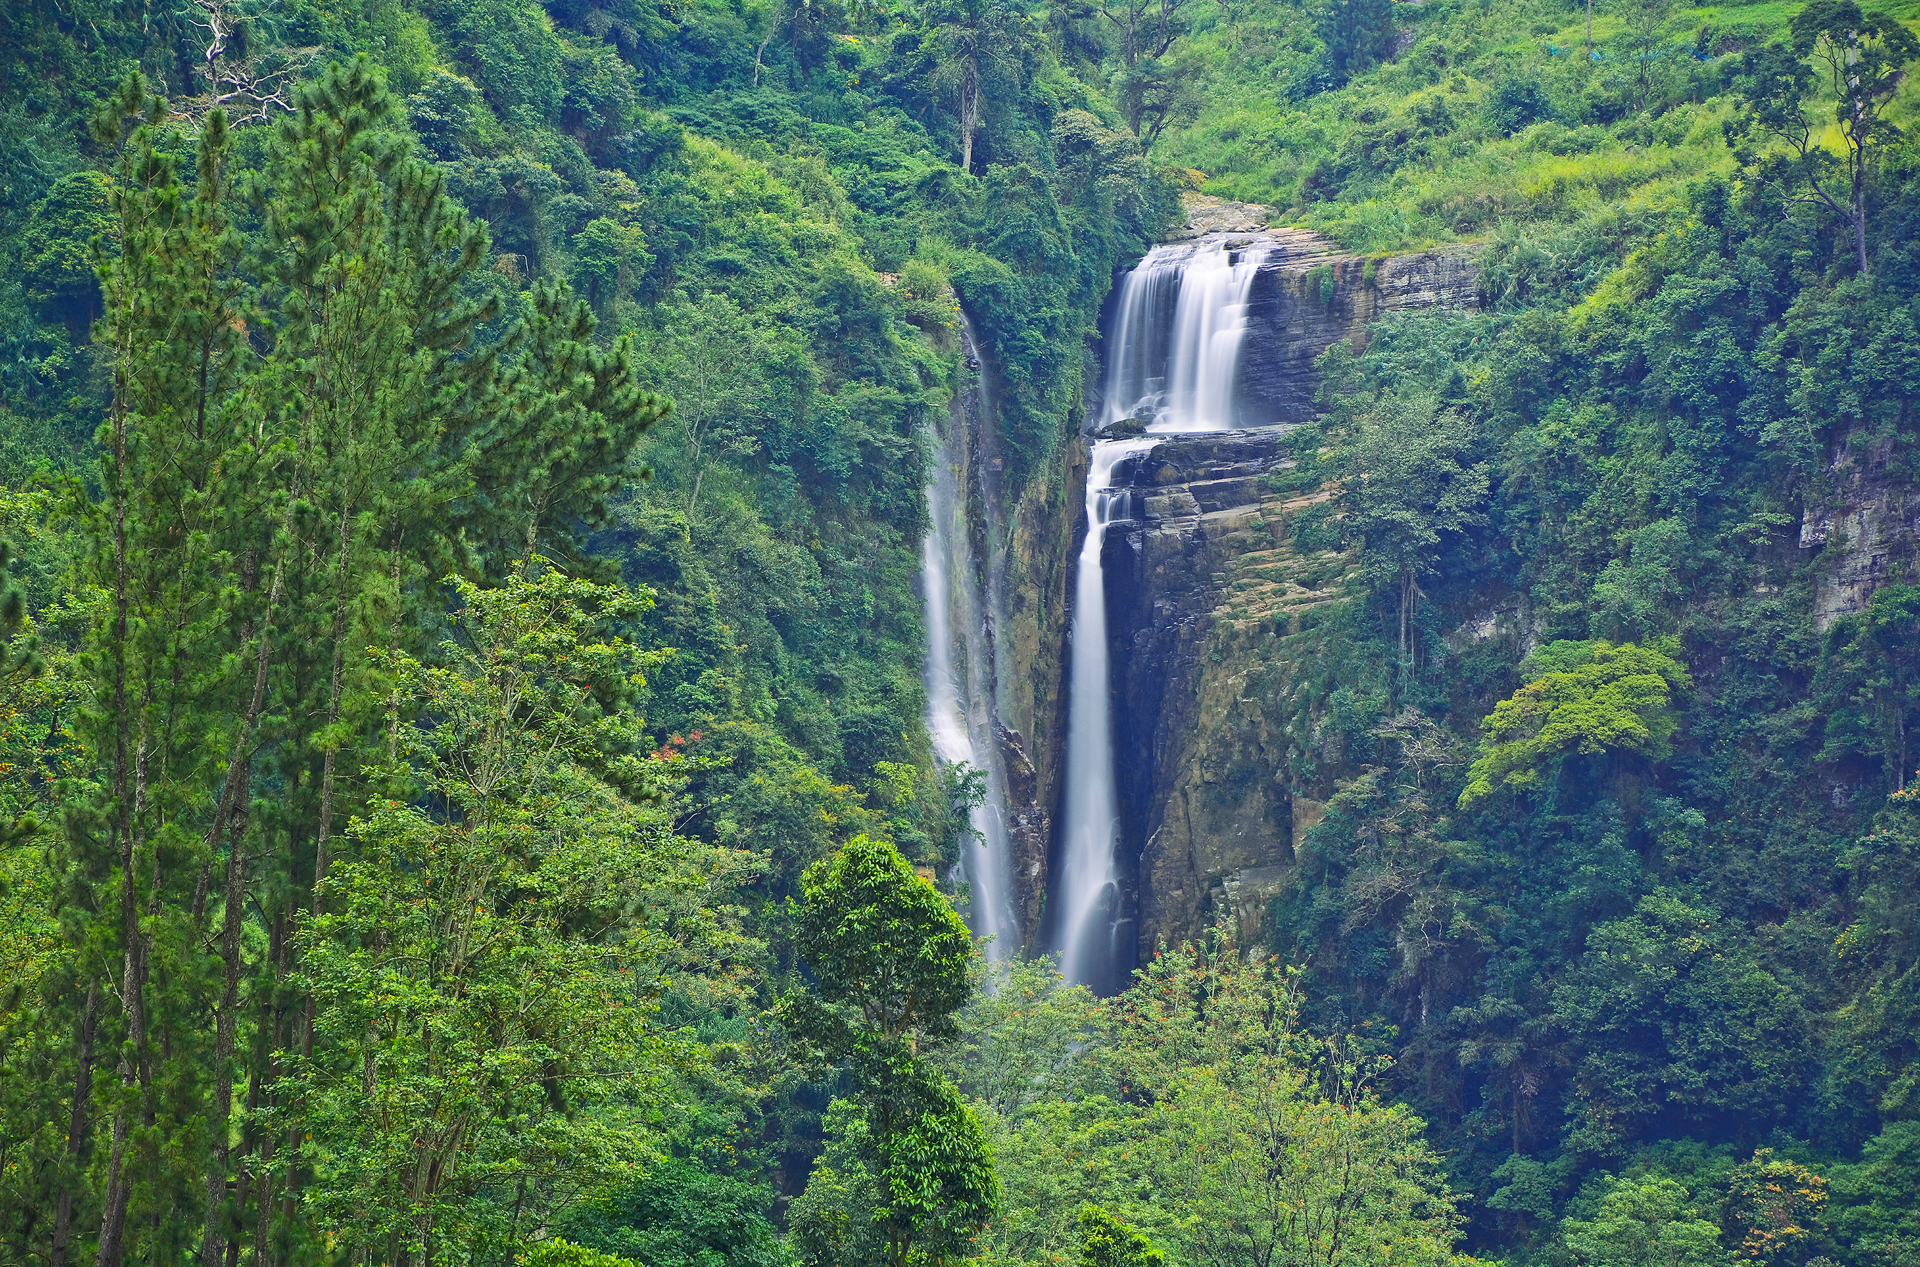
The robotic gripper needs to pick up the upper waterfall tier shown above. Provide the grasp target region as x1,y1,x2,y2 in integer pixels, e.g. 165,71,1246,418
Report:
1100,228,1482,434
1102,238,1272,434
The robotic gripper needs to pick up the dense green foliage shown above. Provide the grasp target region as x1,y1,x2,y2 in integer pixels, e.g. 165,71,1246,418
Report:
785,835,996,1267
1077,1206,1165,1267
0,0,1174,1256
1459,639,1692,806
295,566,735,1257
1211,0,1920,1260
938,941,1466,1267
4,0,1920,1261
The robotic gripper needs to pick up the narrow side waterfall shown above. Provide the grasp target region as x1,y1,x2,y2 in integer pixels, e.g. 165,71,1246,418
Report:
921,331,1018,957
1054,235,1272,990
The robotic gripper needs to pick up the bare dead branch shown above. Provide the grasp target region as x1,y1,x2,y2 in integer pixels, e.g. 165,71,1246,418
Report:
170,0,322,127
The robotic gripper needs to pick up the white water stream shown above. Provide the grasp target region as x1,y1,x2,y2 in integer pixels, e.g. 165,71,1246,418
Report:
1054,236,1271,989
1055,437,1154,988
921,332,1018,957
1103,238,1272,433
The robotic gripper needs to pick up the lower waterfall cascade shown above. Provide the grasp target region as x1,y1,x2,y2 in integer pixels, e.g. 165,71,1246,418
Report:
1053,235,1273,990
1054,436,1155,991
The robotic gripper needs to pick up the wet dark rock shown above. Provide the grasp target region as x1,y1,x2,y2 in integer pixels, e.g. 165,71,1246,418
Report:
1240,235,1481,424
1096,427,1338,957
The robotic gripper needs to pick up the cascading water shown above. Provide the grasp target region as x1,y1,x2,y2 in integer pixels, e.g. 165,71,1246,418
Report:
921,328,1019,957
1054,235,1271,990
1103,238,1272,433
1055,437,1154,991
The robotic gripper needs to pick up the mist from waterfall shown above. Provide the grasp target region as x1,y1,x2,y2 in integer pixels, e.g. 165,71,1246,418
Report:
921,335,1018,958
1054,235,1270,991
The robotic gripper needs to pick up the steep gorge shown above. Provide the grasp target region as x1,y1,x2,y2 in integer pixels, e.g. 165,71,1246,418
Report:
950,197,1483,967
935,193,1920,980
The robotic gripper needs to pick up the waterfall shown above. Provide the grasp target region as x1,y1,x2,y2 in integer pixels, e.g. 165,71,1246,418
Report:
1102,238,1271,434
1055,437,1154,991
921,328,1019,957
1054,235,1271,990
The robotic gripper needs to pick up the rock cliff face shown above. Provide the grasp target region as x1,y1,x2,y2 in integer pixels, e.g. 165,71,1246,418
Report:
983,222,1482,959
940,325,1086,953
1241,237,1479,424
985,208,1911,967
1801,432,1920,631
1098,428,1352,953
992,423,1085,948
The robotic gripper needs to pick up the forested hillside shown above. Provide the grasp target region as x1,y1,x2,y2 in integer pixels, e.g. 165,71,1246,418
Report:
2,0,1919,1262
1126,0,1920,1255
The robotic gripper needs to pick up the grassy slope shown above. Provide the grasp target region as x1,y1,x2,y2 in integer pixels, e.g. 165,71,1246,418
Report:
1148,0,1920,253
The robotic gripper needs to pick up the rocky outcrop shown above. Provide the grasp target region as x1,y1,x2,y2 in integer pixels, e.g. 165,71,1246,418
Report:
967,335,1087,952
1237,230,1480,424
1098,427,1354,955
1801,433,1920,631
1166,194,1274,240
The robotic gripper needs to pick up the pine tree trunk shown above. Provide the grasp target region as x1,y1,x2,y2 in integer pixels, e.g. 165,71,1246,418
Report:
50,982,100,1267
301,504,355,1076
203,555,286,1266
291,556,356,1218
95,1070,132,1267
252,908,287,1267
97,358,144,1267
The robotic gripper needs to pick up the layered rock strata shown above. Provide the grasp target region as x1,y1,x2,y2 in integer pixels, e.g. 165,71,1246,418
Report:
1098,428,1351,954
